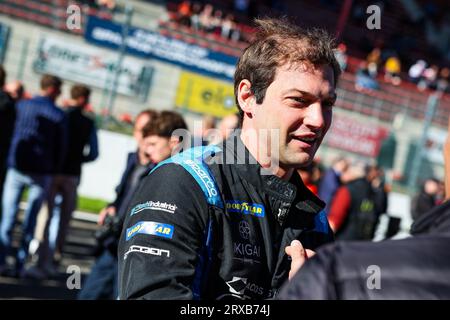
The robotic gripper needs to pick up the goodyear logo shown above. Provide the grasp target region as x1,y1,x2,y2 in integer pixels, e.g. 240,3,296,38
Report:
126,221,174,241
226,200,265,218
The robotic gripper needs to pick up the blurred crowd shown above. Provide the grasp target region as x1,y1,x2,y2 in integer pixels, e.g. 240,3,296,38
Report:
168,1,244,42
335,42,450,93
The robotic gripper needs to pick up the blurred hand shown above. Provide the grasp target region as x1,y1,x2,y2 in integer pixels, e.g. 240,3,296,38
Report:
98,206,117,225
285,240,316,280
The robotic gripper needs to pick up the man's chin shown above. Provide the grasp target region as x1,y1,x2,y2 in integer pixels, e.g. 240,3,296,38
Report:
281,152,313,168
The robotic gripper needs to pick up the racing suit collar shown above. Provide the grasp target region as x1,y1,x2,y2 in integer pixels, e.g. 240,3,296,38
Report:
221,132,325,215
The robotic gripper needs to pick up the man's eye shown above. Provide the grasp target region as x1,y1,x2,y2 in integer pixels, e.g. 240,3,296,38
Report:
289,97,307,104
323,100,335,109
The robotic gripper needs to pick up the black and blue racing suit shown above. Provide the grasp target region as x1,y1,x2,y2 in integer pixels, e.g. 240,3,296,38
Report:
118,133,334,300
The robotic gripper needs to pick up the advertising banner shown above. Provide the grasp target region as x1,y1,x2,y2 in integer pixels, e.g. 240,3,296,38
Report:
33,36,149,96
326,115,389,157
84,16,237,81
175,71,237,118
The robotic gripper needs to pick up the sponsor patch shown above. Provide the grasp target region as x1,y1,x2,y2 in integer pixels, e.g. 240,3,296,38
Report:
124,245,170,259
130,201,177,216
226,200,265,218
126,221,174,241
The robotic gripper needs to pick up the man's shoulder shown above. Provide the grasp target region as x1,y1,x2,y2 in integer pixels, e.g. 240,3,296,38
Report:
0,90,14,108
147,161,206,188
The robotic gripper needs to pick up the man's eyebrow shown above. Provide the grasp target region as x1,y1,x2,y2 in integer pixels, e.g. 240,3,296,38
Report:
282,89,337,101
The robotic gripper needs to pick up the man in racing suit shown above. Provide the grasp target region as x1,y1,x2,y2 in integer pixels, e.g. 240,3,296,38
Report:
118,17,341,300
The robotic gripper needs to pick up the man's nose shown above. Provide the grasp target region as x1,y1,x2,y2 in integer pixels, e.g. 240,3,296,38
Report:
304,102,325,131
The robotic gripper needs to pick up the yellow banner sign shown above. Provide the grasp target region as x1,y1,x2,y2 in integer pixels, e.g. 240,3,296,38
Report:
175,71,237,118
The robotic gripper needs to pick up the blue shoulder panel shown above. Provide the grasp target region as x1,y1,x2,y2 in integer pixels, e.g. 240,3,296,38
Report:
150,145,224,208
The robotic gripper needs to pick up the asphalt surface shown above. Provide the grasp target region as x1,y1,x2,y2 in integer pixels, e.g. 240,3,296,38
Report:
0,214,98,300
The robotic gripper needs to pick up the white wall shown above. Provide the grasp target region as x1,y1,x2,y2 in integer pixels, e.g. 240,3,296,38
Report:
78,130,136,202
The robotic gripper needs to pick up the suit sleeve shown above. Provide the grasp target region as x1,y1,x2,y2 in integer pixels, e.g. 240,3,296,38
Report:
118,163,209,300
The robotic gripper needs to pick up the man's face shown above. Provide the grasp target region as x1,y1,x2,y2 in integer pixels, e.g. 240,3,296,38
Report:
250,63,336,169
143,135,173,164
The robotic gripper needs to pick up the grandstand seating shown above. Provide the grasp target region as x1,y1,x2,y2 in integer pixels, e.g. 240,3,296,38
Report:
0,0,113,35
0,0,448,129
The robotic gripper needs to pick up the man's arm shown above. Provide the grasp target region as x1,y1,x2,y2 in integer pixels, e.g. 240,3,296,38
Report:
118,164,209,299
82,124,99,163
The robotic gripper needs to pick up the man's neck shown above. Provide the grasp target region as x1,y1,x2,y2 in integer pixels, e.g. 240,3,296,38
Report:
39,91,55,102
239,129,294,181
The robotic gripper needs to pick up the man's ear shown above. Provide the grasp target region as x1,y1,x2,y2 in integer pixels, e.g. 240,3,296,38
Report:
237,79,256,116
169,136,181,150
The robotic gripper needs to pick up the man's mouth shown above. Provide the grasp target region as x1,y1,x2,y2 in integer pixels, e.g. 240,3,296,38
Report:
291,135,319,146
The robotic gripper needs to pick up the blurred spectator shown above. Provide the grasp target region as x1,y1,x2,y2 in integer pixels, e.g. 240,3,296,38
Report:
78,109,157,299
298,161,320,196
190,2,202,31
221,14,240,41
210,113,239,145
97,0,116,11
26,85,99,279
199,4,215,32
0,75,66,277
408,59,427,84
334,43,348,72
366,47,381,77
4,80,25,102
355,63,380,92
177,0,192,27
0,66,16,219
437,67,449,93
411,178,440,222
371,166,389,216
421,64,439,90
211,9,224,35
318,156,349,215
328,163,383,241
192,114,216,147
384,54,402,85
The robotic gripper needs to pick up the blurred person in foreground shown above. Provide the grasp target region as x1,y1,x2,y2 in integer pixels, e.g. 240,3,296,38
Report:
26,85,99,279
77,109,157,299
0,75,66,277
118,17,339,300
278,117,450,300
0,66,16,219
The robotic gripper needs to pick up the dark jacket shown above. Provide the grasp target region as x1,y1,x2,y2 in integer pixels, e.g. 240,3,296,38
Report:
411,191,436,221
278,200,450,300
110,152,150,215
0,90,15,167
100,152,154,254
7,95,66,174
118,134,334,300
335,177,380,241
61,106,98,176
